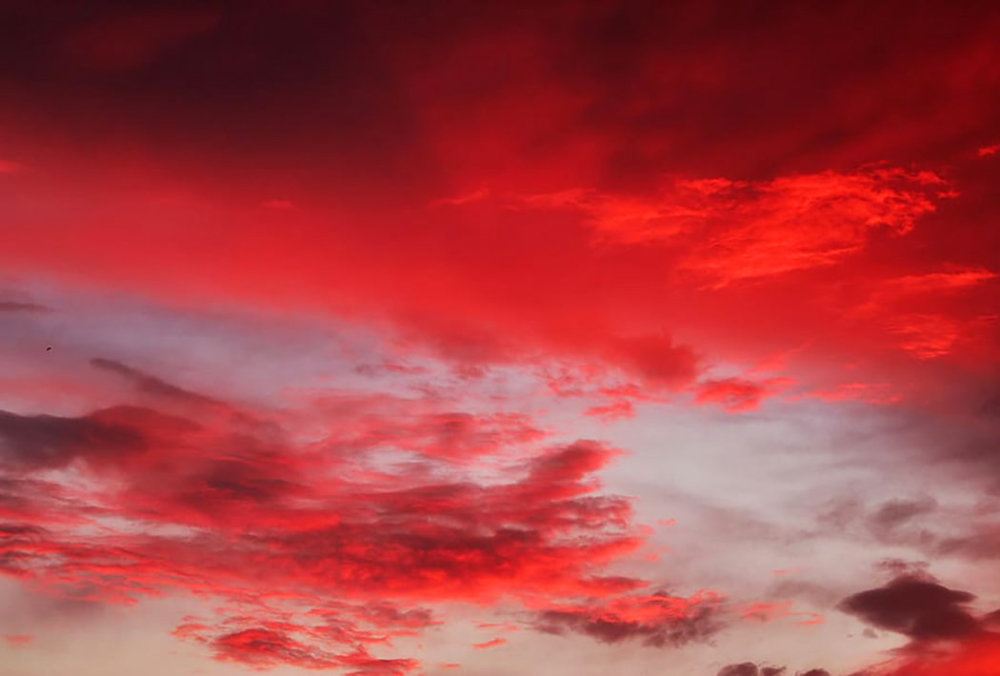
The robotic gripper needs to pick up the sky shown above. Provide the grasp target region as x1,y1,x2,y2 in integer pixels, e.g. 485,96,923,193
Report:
1,2,1000,675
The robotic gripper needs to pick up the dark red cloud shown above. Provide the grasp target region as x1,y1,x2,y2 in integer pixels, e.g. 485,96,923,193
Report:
718,665,825,676
734,572,1000,676
0,407,151,469
839,575,983,641
534,590,723,647
840,573,1000,676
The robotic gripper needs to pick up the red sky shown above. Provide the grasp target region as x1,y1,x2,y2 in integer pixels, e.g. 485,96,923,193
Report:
2,2,1000,675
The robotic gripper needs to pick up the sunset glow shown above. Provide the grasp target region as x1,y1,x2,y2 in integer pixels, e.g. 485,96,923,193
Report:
2,3,1000,675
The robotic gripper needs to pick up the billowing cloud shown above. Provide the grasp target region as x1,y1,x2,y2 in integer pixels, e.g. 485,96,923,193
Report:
521,168,947,288
840,574,1000,675
839,576,982,640
0,359,726,670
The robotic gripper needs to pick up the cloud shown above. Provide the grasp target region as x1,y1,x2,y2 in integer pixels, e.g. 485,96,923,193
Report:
838,575,983,641
717,663,796,676
0,361,695,668
212,628,341,670
694,377,792,413
603,334,700,388
89,357,223,409
840,571,1000,676
584,399,636,422
850,636,1000,676
934,526,1000,560
3,3,1000,673
208,627,419,674
332,409,546,462
4,633,33,646
525,168,947,289
810,495,1000,566
870,269,997,299
867,498,938,533
0,1,997,417
803,383,901,405
0,301,48,313
682,169,946,288
534,590,724,648
0,407,151,469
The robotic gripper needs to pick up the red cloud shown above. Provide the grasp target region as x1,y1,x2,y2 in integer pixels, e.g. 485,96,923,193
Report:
209,627,418,675
737,601,824,627
4,633,34,646
694,377,792,413
585,399,636,422
534,590,723,647
1,361,715,669
855,637,1000,676
522,168,947,288
678,169,946,288
803,382,901,405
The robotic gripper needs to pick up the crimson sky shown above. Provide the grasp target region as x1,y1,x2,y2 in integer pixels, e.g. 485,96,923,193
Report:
2,2,1000,675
